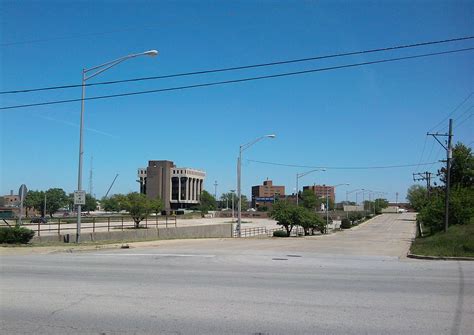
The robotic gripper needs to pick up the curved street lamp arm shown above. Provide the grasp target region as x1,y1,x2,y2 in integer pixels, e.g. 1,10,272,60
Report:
84,51,158,81
240,136,266,152
297,168,326,179
347,188,362,195
84,57,133,81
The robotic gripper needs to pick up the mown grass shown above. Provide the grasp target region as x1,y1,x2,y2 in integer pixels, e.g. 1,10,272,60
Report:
410,224,474,257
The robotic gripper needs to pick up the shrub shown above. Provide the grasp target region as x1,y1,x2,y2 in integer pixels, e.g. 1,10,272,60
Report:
0,226,35,244
340,218,351,229
273,230,288,237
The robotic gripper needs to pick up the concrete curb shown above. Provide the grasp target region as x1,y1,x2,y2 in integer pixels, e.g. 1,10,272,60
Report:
407,253,474,261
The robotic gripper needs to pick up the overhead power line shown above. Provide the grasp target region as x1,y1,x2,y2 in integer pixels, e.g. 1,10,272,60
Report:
1,35,474,95
416,136,428,172
1,46,473,111
428,91,474,132
454,113,473,130
247,159,441,170
454,105,473,125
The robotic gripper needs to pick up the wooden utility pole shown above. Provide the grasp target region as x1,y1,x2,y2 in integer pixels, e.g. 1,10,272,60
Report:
427,118,453,233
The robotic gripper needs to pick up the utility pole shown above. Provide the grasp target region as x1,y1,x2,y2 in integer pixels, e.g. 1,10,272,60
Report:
214,180,218,200
427,118,453,232
412,171,433,199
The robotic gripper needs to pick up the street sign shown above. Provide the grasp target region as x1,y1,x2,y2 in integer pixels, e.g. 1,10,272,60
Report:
18,184,28,201
74,190,86,205
255,197,274,202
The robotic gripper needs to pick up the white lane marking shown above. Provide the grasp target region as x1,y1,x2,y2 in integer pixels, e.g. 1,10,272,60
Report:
93,253,216,258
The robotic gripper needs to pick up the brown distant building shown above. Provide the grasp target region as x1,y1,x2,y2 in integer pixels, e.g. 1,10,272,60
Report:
251,180,285,210
303,184,335,203
2,191,20,207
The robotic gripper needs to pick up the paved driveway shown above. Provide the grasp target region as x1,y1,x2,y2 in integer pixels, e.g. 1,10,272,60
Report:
1,213,473,334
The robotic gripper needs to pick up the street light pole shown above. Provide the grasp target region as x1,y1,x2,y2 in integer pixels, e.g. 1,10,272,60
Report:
236,134,276,237
295,168,326,206
75,50,158,243
346,188,362,203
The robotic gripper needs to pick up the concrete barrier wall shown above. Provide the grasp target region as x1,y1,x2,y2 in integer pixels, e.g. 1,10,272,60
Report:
382,206,399,213
33,223,233,243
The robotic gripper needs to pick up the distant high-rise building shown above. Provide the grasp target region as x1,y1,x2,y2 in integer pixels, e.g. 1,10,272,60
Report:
138,160,206,211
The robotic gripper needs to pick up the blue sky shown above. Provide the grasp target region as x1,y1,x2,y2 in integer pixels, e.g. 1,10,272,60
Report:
1,0,473,203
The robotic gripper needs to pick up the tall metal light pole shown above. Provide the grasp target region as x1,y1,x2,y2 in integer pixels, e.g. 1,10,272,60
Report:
75,49,158,243
346,188,362,202
361,189,370,211
295,168,326,206
237,134,276,237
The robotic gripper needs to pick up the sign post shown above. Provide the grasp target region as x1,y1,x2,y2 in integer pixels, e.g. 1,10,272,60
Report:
74,190,86,242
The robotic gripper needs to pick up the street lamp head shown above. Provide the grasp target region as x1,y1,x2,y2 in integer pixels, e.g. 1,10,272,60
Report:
265,134,276,138
143,50,159,57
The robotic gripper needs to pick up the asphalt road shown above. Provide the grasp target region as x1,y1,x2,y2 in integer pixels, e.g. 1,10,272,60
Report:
1,213,473,334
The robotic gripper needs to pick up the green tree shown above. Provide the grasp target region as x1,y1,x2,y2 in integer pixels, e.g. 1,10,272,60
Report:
301,189,317,209
219,192,234,209
299,208,325,235
218,192,249,211
44,188,68,217
374,198,389,214
270,200,311,236
417,187,474,233
439,143,473,188
198,190,217,215
406,185,428,211
24,190,45,217
67,193,74,211
270,200,294,236
101,194,124,212
120,192,154,228
150,196,164,216
240,195,249,211
83,194,98,213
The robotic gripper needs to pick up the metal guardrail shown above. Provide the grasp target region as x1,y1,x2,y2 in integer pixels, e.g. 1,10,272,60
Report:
0,215,177,237
233,226,305,238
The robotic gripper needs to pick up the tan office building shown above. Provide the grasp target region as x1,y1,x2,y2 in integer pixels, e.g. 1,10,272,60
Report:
138,160,206,211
